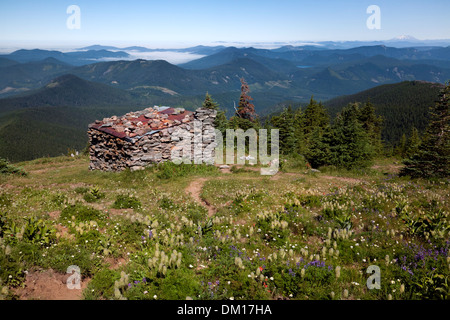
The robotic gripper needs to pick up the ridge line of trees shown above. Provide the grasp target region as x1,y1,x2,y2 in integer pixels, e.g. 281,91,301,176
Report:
203,78,449,177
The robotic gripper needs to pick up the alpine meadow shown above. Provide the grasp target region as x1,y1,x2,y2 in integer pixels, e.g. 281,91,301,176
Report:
0,1,449,311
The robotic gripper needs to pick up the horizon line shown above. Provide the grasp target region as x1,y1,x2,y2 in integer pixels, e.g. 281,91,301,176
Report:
2,37,450,51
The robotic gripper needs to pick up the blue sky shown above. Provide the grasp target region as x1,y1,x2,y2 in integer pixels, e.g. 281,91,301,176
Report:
1,0,450,48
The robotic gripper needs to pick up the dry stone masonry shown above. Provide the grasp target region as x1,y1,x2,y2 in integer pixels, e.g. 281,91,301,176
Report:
88,106,217,172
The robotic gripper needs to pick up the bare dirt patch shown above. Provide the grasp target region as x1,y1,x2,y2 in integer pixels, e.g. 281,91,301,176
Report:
105,257,128,270
13,269,90,300
47,211,61,220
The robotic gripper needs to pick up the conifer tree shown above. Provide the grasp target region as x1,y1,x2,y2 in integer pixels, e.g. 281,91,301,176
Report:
293,107,307,156
303,126,331,168
202,92,219,110
201,92,228,135
358,101,384,153
236,78,257,122
302,97,329,136
404,126,421,159
400,83,450,178
328,103,375,169
301,97,331,166
269,106,296,155
397,134,408,157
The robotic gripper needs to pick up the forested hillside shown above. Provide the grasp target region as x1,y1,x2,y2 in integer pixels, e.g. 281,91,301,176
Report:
0,75,152,162
324,81,444,145
0,43,449,162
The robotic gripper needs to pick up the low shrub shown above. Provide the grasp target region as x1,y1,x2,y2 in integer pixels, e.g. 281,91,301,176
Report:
112,194,141,210
59,203,107,225
83,186,105,203
0,158,27,176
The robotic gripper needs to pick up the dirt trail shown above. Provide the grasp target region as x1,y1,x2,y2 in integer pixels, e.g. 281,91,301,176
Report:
185,178,216,217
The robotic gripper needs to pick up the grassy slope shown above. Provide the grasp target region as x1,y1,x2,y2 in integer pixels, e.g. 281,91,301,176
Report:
0,155,448,300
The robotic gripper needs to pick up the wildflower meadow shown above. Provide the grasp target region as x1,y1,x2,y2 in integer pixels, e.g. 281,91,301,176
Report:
0,155,448,301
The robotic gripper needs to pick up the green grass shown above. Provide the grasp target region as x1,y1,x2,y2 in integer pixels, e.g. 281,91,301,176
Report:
0,155,448,300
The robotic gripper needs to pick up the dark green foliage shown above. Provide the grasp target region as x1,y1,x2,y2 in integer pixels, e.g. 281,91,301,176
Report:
296,194,322,208
301,98,332,167
85,269,120,300
357,101,383,153
269,98,378,169
202,92,228,136
83,186,105,203
158,196,177,210
40,242,102,276
0,74,141,114
327,103,376,169
202,92,219,110
325,81,444,146
112,194,142,210
404,126,422,159
0,250,25,287
157,269,201,300
60,203,107,223
214,108,228,135
400,83,450,178
269,106,296,155
0,158,27,176
0,106,137,162
302,97,330,136
0,193,12,208
302,127,329,168
21,216,56,247
0,211,8,237
0,74,150,162
227,116,260,131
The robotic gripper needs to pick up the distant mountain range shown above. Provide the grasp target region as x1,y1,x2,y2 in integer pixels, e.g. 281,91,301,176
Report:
0,41,449,161
78,45,227,56
1,44,449,102
0,49,129,66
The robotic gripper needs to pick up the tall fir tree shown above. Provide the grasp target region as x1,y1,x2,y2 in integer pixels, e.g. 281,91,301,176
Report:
400,83,450,178
269,106,296,155
302,97,330,136
358,101,384,153
236,78,257,122
328,103,375,169
301,97,330,166
303,126,331,168
397,133,408,158
202,92,219,110
201,92,228,135
404,126,422,159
